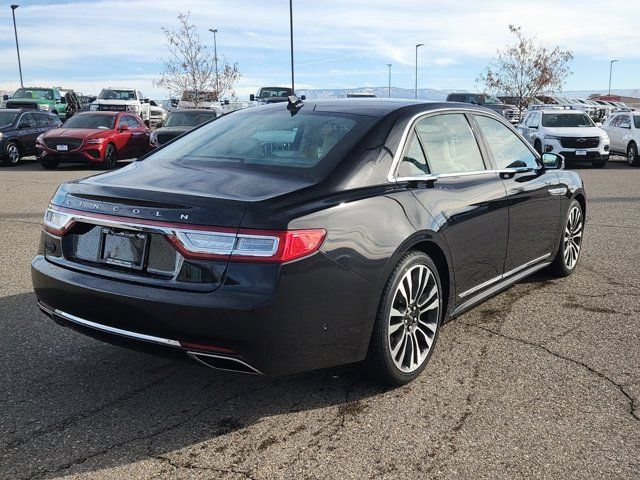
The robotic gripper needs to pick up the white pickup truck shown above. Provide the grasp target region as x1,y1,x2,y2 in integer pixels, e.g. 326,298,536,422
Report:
90,88,151,124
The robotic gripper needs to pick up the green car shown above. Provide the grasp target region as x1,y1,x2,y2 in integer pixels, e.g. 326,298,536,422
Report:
4,87,80,121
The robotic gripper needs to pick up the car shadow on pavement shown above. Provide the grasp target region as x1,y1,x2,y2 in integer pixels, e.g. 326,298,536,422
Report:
0,292,387,479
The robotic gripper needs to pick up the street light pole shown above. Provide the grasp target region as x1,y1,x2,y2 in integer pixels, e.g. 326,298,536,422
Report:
415,43,424,99
387,64,392,98
289,0,295,92
208,28,219,100
608,59,618,96
11,5,23,88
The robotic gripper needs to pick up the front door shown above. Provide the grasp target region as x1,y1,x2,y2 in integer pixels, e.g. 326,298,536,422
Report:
396,112,510,297
473,114,563,273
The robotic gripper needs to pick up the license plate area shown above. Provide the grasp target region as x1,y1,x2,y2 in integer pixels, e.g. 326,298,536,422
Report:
56,145,69,151
575,149,587,156
99,227,148,270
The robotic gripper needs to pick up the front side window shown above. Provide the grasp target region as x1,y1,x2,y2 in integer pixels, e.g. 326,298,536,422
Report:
608,115,621,127
414,114,485,174
398,133,429,177
525,112,539,127
475,115,538,169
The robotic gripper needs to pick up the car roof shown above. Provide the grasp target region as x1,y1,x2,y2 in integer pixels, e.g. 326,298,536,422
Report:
171,109,218,114
252,98,492,118
0,108,26,113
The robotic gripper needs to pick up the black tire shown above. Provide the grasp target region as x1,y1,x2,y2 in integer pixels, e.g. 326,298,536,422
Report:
363,251,443,386
534,139,542,155
592,160,606,168
40,158,59,169
549,199,584,277
2,141,21,166
102,144,117,169
627,142,639,167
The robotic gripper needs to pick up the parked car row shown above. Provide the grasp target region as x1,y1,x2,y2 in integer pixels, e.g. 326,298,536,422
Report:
1,107,219,168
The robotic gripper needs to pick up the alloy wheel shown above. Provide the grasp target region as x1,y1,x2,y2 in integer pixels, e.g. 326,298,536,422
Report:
388,264,439,373
563,205,583,270
7,144,20,165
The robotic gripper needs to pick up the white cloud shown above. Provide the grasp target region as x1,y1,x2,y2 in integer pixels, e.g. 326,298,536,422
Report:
1,0,639,96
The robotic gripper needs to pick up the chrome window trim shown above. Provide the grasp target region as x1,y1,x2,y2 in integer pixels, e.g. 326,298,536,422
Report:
458,253,551,299
387,107,541,183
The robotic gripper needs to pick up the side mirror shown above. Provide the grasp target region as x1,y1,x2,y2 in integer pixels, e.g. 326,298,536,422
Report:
119,124,130,131
541,152,564,170
249,94,255,101
143,98,150,103
156,122,162,128
2,95,8,101
300,95,306,101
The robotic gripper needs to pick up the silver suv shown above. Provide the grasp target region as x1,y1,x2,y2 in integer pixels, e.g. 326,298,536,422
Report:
518,106,610,168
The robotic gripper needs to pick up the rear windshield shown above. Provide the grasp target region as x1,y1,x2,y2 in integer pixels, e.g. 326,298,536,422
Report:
541,113,594,127
0,112,17,127
64,114,115,129
148,107,376,180
165,111,217,127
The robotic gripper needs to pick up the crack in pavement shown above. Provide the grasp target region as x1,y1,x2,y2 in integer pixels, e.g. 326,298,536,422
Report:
3,364,185,452
21,379,272,480
467,324,640,423
152,454,259,480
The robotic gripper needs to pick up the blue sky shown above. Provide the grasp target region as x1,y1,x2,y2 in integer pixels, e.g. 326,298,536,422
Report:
1,0,638,99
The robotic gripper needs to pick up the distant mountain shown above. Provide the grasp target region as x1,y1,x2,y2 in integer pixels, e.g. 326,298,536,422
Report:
296,87,640,100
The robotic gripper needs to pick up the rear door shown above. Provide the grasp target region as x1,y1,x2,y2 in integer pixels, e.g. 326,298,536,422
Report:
472,113,562,273
397,112,510,298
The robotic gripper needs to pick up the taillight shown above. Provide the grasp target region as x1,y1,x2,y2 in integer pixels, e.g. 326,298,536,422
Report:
43,206,326,263
43,208,75,236
172,228,326,263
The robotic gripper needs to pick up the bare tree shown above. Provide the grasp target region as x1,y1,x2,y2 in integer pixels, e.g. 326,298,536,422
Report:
478,25,573,113
154,12,240,105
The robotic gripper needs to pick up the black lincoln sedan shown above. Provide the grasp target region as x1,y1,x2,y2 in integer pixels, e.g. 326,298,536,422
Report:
32,99,585,385
1,108,62,166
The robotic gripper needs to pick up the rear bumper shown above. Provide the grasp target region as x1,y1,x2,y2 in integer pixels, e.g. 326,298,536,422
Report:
31,252,379,376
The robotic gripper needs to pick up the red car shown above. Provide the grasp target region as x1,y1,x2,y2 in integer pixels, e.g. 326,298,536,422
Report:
37,111,151,169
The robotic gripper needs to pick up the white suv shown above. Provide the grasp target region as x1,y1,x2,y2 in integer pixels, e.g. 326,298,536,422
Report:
602,111,640,166
518,106,610,168
90,88,151,124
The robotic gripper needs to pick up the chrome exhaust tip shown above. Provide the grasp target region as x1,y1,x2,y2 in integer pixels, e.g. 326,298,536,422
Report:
187,352,261,375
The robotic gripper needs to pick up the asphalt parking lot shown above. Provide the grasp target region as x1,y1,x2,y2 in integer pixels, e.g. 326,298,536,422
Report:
1,158,639,480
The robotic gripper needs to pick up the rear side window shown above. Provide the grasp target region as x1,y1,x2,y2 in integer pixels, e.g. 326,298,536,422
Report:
634,116,640,129
34,113,50,127
149,109,374,179
398,133,430,177
475,115,538,169
414,114,485,174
